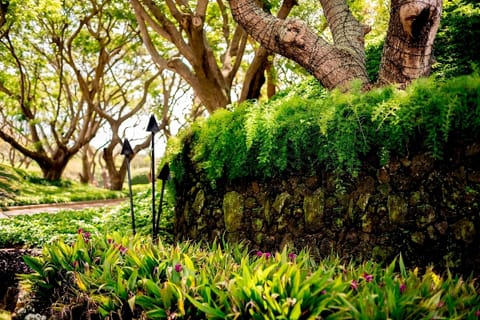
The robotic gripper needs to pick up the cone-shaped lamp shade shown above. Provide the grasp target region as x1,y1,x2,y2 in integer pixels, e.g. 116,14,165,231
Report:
146,114,160,133
121,139,134,157
158,163,170,180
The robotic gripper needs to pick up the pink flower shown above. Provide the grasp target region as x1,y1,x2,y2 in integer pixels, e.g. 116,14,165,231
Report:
82,232,91,243
264,252,271,259
119,245,128,255
288,253,297,261
399,283,406,294
256,251,263,257
107,238,114,244
363,273,373,282
474,310,480,317
321,289,327,295
350,280,359,291
175,264,183,273
77,228,83,234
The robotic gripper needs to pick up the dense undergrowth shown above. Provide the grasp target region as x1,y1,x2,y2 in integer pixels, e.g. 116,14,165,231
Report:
167,74,480,189
19,232,480,319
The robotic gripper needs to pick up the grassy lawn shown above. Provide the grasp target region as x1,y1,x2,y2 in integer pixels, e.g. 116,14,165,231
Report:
0,163,130,207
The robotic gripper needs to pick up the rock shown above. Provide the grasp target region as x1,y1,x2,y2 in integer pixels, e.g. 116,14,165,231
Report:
192,189,205,215
356,193,370,212
467,171,480,183
0,249,38,316
272,192,290,214
223,191,244,232
303,188,325,232
435,221,448,235
377,167,390,184
387,195,407,225
411,232,425,245
452,219,476,243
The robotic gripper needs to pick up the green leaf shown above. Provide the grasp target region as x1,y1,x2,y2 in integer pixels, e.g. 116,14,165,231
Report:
185,294,226,319
23,255,45,274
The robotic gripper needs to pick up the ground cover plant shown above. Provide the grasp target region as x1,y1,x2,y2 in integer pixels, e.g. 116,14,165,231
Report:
0,188,174,248
19,232,480,319
0,164,126,208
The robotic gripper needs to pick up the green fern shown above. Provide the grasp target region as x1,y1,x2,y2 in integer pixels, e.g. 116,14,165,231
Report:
167,74,480,188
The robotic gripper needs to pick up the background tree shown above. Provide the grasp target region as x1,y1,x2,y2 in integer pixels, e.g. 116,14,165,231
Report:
97,68,192,190
0,0,103,180
0,0,157,182
129,0,303,112
228,0,443,90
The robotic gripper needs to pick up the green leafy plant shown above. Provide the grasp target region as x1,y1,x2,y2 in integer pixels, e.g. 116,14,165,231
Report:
167,74,480,187
20,234,480,319
0,189,174,247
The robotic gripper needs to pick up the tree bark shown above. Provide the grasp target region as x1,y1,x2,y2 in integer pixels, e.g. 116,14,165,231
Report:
228,0,442,90
239,0,297,102
378,0,442,86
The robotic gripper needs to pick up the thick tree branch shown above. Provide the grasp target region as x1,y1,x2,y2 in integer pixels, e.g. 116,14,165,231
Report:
240,0,297,101
228,0,369,89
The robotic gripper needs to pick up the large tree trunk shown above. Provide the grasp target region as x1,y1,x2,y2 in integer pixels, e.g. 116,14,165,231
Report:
130,0,235,113
378,0,442,86
38,153,73,181
228,0,442,90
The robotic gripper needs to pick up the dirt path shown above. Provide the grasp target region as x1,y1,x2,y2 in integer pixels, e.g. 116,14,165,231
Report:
0,198,127,218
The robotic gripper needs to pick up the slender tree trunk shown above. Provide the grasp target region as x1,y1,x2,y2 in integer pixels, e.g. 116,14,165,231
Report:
109,168,127,191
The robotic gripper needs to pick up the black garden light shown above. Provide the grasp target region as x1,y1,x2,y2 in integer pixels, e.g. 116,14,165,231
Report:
146,114,160,240
121,138,135,235
154,163,170,240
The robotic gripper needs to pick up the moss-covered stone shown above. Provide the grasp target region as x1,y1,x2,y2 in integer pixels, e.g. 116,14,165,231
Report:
192,189,205,215
452,219,476,243
273,192,290,214
361,213,373,233
252,218,263,232
303,188,325,232
411,232,425,245
223,191,244,233
356,193,370,212
388,195,407,225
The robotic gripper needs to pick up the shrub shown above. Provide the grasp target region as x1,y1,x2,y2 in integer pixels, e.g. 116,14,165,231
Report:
131,173,150,185
432,0,480,78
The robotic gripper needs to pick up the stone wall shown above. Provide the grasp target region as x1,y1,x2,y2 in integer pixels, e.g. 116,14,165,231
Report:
174,143,480,275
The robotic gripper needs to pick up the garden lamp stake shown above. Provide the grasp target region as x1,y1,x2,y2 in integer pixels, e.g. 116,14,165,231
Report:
146,114,160,240
155,163,170,238
121,138,136,235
